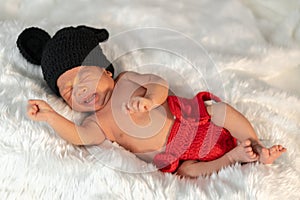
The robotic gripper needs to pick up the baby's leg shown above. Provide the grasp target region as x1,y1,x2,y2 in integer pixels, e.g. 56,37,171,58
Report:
206,102,259,142
206,102,286,164
177,139,258,177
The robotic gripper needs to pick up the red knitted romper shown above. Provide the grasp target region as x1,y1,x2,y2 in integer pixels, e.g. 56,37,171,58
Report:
153,92,237,173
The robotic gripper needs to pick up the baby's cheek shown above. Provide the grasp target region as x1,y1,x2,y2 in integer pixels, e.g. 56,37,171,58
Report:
63,97,78,110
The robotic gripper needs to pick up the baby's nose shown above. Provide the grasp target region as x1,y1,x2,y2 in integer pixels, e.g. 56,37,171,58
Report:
76,86,88,97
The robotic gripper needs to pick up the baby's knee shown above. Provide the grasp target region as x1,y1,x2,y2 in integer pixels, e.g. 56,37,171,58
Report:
206,102,228,117
206,102,231,127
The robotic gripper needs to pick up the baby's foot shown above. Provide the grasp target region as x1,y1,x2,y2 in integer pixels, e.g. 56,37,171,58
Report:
256,145,287,164
226,139,259,163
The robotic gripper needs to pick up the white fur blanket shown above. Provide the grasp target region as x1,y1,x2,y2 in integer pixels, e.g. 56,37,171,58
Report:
0,0,299,199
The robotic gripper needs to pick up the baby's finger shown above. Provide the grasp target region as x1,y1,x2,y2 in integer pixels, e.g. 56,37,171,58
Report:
128,101,135,111
33,104,39,112
27,104,35,113
138,101,148,112
127,97,142,112
27,107,36,118
28,99,49,108
131,99,139,112
28,99,41,105
125,101,135,113
139,97,153,112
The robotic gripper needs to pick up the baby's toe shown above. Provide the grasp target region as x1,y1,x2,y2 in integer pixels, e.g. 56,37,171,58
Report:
245,147,253,152
281,147,287,152
242,139,251,147
248,151,258,161
278,145,286,152
246,150,256,158
270,145,280,154
251,152,258,159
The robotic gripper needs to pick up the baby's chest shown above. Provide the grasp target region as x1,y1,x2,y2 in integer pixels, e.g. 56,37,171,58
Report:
96,103,170,153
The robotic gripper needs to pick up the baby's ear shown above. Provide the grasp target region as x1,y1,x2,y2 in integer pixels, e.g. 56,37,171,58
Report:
105,64,114,78
77,25,109,43
16,27,51,65
105,69,113,77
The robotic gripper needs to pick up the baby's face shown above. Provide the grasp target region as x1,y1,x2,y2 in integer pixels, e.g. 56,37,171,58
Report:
57,66,114,112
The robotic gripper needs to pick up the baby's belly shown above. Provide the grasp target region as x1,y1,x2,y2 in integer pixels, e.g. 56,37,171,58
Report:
113,101,174,158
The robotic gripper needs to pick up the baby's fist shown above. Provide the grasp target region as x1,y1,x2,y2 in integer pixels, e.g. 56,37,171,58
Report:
125,96,154,113
27,99,54,121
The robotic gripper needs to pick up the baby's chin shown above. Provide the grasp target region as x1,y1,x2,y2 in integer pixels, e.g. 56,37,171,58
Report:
72,105,101,113
66,102,101,113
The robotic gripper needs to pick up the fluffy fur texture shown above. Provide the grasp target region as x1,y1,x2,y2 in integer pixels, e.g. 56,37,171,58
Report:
0,0,299,199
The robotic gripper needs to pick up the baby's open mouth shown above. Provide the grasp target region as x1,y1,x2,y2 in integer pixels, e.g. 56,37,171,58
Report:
81,93,96,104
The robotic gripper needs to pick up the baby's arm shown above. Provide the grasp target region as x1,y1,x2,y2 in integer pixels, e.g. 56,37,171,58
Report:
122,71,169,112
27,100,105,145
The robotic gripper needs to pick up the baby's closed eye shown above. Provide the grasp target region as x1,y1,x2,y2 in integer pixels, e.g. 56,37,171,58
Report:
62,87,73,100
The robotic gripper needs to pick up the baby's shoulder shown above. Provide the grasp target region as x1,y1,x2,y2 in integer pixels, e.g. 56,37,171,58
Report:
82,113,99,125
115,71,145,82
114,71,129,82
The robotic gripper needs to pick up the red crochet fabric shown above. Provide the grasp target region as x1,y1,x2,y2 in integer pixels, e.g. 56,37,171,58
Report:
153,92,237,173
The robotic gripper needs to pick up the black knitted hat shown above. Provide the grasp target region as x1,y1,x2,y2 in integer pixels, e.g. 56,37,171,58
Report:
17,25,114,96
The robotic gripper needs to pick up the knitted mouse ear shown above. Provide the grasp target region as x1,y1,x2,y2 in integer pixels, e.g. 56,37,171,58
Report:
16,27,51,65
77,25,109,43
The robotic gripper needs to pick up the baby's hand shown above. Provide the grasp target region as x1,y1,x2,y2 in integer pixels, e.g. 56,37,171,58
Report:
124,96,154,113
27,99,55,122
